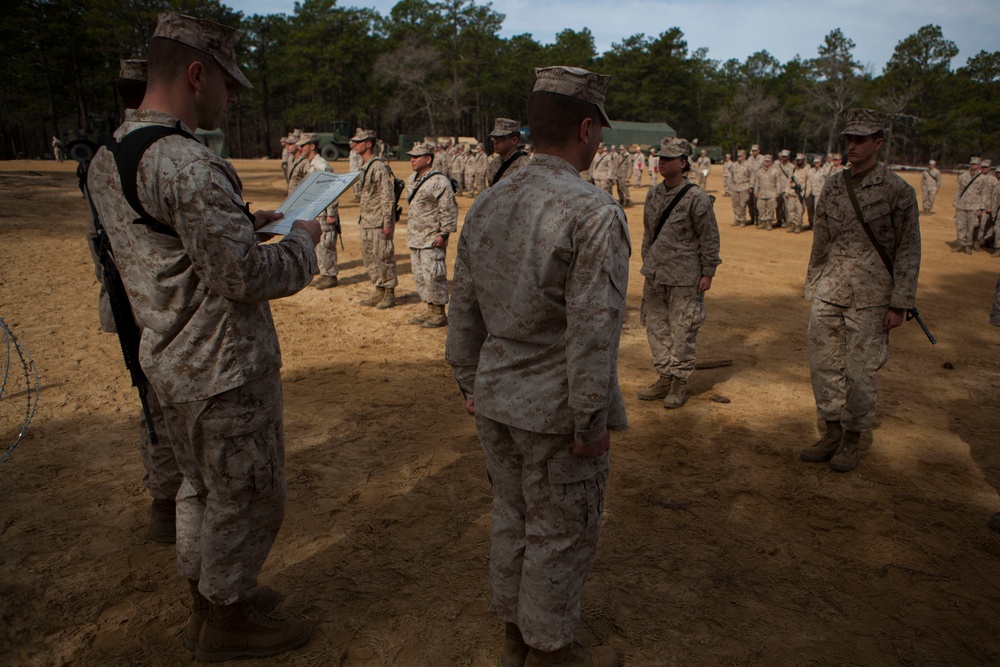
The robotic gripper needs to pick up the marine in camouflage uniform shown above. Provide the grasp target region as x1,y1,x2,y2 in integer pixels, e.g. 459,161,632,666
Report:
487,117,530,187
784,153,809,233
746,144,764,223
751,155,781,229
637,137,722,409
729,150,751,226
349,132,364,200
804,156,827,229
466,143,488,197
695,150,712,188
722,154,734,196
802,108,921,473
953,158,987,254
590,144,616,195
353,128,399,308
451,144,469,195
297,133,341,289
404,142,458,327
85,12,317,659
446,66,627,667
614,145,633,206
920,160,942,215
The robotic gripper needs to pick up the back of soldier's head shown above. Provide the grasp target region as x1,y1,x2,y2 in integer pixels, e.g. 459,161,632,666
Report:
528,66,611,149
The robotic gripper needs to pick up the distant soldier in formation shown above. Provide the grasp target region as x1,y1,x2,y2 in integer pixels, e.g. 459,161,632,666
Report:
751,154,781,230
286,131,309,194
451,144,469,195
746,144,764,224
804,156,827,230
487,118,529,187
802,108,921,473
975,159,996,247
921,159,942,215
730,149,752,227
695,149,712,189
637,137,721,410
615,144,633,206
775,149,794,227
632,145,645,185
353,128,399,308
591,143,616,194
647,150,659,187
403,142,458,328
433,142,451,179
279,135,291,180
953,157,987,255
298,132,341,289
784,153,809,233
466,143,488,197
722,153,734,197
349,131,364,200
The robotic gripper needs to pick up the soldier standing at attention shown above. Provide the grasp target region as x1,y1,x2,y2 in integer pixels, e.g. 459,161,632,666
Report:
722,153,734,196
349,132,363,201
921,159,942,215
614,144,633,206
404,142,458,328
451,143,469,195
953,157,986,255
297,132,341,289
86,12,320,659
647,149,659,187
487,117,530,186
632,145,644,185
446,65,629,667
353,128,399,309
286,132,309,195
801,109,921,473
591,143,616,195
636,137,721,409
695,149,712,189
751,154,781,230
785,153,809,233
805,156,827,230
730,149,751,227
746,144,764,224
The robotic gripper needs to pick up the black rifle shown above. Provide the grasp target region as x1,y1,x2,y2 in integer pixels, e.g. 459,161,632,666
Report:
906,309,936,345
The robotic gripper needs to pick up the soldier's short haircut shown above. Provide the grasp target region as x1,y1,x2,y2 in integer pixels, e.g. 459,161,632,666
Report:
116,80,147,110
147,36,221,86
527,91,603,148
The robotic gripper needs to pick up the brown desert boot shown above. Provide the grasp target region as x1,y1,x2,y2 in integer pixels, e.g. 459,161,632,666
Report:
500,622,529,667
800,420,843,463
829,430,862,472
184,582,281,652
195,599,310,662
636,376,672,401
524,641,620,667
149,498,176,544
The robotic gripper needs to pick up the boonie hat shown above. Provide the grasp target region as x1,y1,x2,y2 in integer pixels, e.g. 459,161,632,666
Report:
840,108,885,136
533,65,613,129
489,118,520,138
118,59,147,82
655,137,692,159
153,12,252,89
406,142,435,157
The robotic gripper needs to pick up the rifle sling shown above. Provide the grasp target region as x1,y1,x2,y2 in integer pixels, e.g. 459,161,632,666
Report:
842,170,894,276
407,170,444,203
651,183,695,245
959,172,981,200
490,150,524,186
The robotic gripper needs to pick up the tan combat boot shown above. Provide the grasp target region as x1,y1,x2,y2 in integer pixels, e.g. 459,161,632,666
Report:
410,303,431,325
360,286,385,307
500,623,529,667
799,420,843,463
312,275,338,289
195,598,311,662
422,304,447,328
636,375,672,401
662,378,687,409
183,581,281,652
829,430,862,472
375,288,396,309
149,498,176,544
524,641,620,667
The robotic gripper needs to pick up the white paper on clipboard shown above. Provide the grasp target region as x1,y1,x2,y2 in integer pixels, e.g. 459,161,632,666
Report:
258,171,360,235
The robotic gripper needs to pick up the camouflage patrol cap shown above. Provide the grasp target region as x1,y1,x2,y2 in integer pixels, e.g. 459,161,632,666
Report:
971,156,981,165
118,59,147,82
795,152,806,161
489,118,520,137
737,149,746,157
763,154,773,161
751,144,760,152
929,159,936,165
351,129,376,142
983,159,993,168
832,153,842,160
533,65,613,129
655,137,692,159
296,132,318,146
779,149,791,158
840,108,884,136
153,12,252,89
813,156,822,164
406,142,435,157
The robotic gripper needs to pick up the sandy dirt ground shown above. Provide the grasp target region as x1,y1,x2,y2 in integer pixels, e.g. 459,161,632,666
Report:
2,156,1000,667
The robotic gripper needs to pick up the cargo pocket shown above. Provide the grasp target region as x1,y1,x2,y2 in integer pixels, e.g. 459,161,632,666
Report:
222,427,278,498
546,455,608,530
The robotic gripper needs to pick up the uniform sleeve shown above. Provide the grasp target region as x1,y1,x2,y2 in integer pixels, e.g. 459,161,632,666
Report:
444,225,486,399
435,177,459,236
163,158,317,303
565,205,631,444
805,179,833,299
372,162,396,229
692,194,722,277
641,189,658,260
889,183,921,309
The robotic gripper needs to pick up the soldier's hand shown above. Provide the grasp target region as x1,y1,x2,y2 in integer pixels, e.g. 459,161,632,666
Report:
432,235,447,249
573,430,610,458
464,398,475,416
253,209,284,230
698,276,713,293
291,219,322,245
382,225,393,238
884,307,904,331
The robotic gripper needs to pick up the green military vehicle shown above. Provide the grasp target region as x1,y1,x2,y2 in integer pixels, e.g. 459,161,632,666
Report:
64,125,229,161
313,121,354,161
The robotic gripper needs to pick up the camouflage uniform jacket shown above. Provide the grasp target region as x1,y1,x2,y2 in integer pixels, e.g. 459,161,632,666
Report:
786,165,809,198
433,150,450,177
445,153,631,444
641,182,721,287
751,166,782,198
287,155,310,193
921,168,941,192
348,150,363,174
746,154,764,175
487,151,531,186
404,170,458,248
308,154,338,218
615,152,633,179
806,163,920,310
451,152,469,177
359,157,395,230
696,155,712,175
805,167,827,199
86,109,317,402
730,161,751,192
591,152,616,181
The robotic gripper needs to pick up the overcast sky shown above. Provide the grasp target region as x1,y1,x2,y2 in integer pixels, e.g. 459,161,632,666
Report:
225,0,995,72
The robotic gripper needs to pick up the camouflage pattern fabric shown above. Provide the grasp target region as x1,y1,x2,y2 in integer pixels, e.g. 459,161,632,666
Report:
729,161,751,225
991,272,1000,327
410,247,449,305
921,167,941,214
359,157,398,287
487,152,531,186
139,386,183,500
165,371,286,604
405,170,457,304
309,154,340,277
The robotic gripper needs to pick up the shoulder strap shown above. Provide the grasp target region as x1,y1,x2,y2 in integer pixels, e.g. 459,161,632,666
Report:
651,183,696,245
362,156,385,188
959,172,981,199
489,150,524,186
407,170,443,203
105,123,197,238
843,171,894,276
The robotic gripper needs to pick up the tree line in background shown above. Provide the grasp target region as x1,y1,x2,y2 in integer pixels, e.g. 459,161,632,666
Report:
2,0,998,165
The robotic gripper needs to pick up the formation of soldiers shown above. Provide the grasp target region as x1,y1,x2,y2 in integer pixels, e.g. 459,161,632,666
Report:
950,156,1000,256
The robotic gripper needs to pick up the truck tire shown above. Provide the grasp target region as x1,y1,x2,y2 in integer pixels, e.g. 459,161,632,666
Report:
68,140,97,163
321,143,341,161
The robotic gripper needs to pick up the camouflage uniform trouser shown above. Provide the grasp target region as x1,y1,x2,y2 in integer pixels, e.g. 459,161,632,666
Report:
808,300,888,432
955,209,978,248
921,187,936,214
361,226,398,289
595,179,614,196
615,178,630,206
731,190,749,225
756,197,776,228
409,246,449,305
806,194,818,228
318,220,339,277
139,386,183,500
160,371,286,605
641,281,706,381
475,415,608,652
785,194,803,229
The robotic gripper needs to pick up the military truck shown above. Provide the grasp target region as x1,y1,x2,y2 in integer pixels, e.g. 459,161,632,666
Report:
313,121,353,161
64,126,229,161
